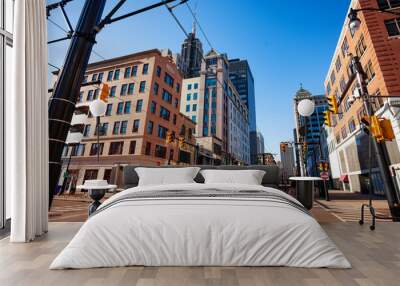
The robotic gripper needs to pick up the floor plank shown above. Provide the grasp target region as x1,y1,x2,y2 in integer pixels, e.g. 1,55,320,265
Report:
0,222,400,286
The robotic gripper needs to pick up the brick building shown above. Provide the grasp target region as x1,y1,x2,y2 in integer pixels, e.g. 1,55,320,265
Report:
59,49,196,189
324,0,400,193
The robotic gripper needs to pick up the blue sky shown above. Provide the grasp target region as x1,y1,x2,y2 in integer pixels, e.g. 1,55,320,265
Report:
47,0,350,157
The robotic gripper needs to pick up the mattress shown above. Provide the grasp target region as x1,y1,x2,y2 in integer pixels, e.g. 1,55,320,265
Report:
50,183,351,269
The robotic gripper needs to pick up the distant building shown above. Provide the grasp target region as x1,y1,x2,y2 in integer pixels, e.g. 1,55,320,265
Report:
229,59,257,163
179,23,203,78
256,131,265,154
180,49,250,165
294,86,328,176
59,49,197,188
257,153,276,165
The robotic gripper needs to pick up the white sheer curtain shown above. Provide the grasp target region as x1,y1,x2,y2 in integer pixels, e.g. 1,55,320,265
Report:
7,0,48,242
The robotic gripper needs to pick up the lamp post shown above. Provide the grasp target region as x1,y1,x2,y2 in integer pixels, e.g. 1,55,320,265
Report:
297,99,329,200
346,8,400,223
89,99,107,163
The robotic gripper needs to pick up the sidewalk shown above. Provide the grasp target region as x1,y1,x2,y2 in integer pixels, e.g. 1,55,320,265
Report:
315,190,390,222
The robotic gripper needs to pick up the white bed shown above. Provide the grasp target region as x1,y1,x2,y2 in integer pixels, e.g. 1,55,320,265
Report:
50,183,351,269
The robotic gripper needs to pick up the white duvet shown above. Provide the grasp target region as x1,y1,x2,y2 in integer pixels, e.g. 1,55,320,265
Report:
50,183,351,269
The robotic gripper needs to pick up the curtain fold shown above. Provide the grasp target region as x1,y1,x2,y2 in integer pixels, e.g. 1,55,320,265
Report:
7,0,48,242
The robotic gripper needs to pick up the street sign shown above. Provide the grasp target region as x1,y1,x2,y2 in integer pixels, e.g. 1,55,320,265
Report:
320,172,329,180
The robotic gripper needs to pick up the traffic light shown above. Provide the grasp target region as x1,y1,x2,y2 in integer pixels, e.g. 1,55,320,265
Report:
166,131,174,144
178,137,185,148
324,162,329,171
370,116,384,142
380,118,395,141
327,95,339,114
280,143,287,152
323,110,332,127
100,83,110,101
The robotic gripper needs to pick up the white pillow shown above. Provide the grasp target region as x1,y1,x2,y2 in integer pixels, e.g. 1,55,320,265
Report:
200,169,266,185
135,167,200,186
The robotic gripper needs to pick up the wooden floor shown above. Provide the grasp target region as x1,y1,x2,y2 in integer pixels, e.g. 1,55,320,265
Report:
1,222,400,286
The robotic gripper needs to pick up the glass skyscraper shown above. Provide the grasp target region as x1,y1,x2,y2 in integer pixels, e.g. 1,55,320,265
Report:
228,59,257,163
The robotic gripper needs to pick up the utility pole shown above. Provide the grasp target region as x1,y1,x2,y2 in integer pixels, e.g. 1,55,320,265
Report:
48,0,187,208
351,56,400,220
48,0,106,208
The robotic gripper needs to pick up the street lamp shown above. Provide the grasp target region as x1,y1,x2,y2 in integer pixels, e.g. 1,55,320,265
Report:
297,99,315,117
348,7,400,33
89,99,107,163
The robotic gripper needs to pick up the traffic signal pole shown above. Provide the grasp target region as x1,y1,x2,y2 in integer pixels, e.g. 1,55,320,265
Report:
351,56,400,221
48,0,186,208
48,0,106,208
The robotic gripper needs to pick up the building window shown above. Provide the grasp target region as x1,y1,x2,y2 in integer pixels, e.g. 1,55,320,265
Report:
99,122,109,136
129,141,136,154
193,92,198,100
84,169,98,180
158,125,168,139
155,145,167,158
131,65,138,77
145,142,152,155
365,60,376,83
109,142,124,155
341,37,349,57
147,121,154,134
187,94,191,101
348,118,356,133
156,66,161,77
176,83,180,93
90,143,104,156
87,90,94,101
339,77,346,93
385,18,400,36
164,72,174,87
98,72,104,82
83,124,91,137
113,121,121,134
92,73,98,81
124,67,131,78
188,83,192,90
107,70,114,81
78,91,83,102
128,83,134,95
142,63,149,74
72,144,85,156
124,101,131,114
355,34,367,57
194,83,198,89
192,104,197,111
335,56,342,72
120,84,127,96
330,70,336,85
150,101,157,113
139,81,146,93
174,98,179,108
136,99,143,112
173,114,177,125
110,86,116,97
132,119,140,132
341,127,348,140
186,104,190,112
83,75,88,83
117,102,124,115
162,89,172,103
106,103,112,116
114,69,120,80
192,115,196,122
378,0,400,10
153,82,159,95
93,89,100,100
120,120,128,134
160,106,171,121
326,83,331,95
